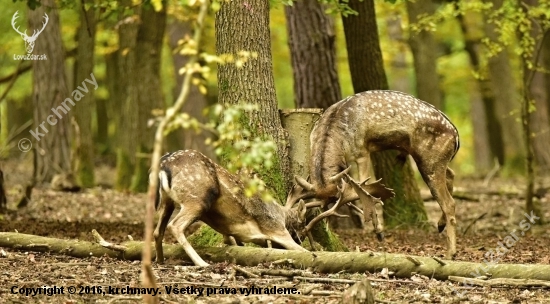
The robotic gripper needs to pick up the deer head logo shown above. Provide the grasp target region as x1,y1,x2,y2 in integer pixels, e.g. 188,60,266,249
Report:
11,11,49,54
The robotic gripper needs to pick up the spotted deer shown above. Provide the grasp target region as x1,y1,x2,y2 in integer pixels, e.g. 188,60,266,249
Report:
153,150,308,267
288,90,460,259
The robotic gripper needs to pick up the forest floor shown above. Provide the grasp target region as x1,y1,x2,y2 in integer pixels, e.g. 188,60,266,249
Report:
1,157,550,303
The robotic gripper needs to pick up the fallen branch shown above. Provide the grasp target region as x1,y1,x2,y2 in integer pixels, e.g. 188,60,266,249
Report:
92,229,128,252
448,276,550,288
1,232,550,282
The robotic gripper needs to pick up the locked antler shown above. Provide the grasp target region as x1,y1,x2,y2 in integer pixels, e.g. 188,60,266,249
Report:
342,173,394,241
301,168,395,242
302,181,351,235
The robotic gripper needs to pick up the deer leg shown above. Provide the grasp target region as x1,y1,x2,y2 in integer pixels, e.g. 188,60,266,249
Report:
421,165,457,259
224,235,237,246
446,167,455,195
153,196,175,264
224,235,244,246
168,205,209,267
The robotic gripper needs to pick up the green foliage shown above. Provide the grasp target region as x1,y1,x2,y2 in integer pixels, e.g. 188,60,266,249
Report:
12,0,40,10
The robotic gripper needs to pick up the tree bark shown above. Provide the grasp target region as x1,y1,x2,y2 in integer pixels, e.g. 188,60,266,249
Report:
2,232,550,281
29,0,72,183
284,0,341,108
341,0,426,228
73,1,97,188
131,3,167,193
406,0,442,110
216,0,290,200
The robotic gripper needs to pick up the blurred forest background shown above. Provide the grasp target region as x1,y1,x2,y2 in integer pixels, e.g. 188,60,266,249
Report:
0,0,549,196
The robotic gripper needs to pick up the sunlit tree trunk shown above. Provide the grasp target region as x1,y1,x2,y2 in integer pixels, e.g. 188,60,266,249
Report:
406,0,442,110
73,1,97,188
29,0,71,183
341,0,426,228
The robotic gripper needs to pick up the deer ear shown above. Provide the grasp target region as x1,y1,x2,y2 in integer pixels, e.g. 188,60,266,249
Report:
296,199,307,221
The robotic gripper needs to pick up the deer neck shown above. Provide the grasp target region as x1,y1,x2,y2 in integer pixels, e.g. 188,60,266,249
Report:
309,140,347,199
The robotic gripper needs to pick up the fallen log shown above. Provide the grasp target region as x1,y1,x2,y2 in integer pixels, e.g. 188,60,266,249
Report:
1,232,549,282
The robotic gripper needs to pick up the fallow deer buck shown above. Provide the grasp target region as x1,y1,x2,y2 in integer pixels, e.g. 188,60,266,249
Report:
288,90,460,259
153,150,308,267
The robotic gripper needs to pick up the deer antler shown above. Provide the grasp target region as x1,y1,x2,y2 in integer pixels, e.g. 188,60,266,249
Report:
302,182,350,235
285,175,316,210
343,173,394,241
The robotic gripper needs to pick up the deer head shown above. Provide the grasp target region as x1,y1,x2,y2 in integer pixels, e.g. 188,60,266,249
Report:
12,11,49,54
295,167,395,241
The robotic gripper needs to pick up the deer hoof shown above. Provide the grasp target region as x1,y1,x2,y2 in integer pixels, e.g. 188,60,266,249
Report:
376,232,384,241
438,223,446,233
445,251,457,260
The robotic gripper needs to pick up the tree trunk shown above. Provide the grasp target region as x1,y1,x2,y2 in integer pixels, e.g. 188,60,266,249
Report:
284,0,341,108
131,3,167,193
95,97,109,150
73,2,97,188
216,0,290,200
455,10,501,172
114,9,139,191
215,0,345,250
0,169,6,211
406,0,442,110
29,0,72,183
530,64,550,170
470,89,493,173
529,31,550,170
341,0,426,228
3,232,550,282
341,0,388,92
485,0,524,170
166,20,214,159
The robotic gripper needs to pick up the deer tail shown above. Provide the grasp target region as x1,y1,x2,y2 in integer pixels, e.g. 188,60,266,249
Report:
155,168,172,210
